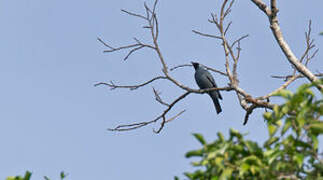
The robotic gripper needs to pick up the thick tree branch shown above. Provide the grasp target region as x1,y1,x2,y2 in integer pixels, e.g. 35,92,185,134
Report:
250,0,322,90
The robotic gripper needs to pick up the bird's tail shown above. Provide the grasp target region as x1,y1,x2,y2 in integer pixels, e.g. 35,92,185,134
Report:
209,92,222,114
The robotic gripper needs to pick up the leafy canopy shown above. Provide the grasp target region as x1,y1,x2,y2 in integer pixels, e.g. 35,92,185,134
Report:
178,81,323,180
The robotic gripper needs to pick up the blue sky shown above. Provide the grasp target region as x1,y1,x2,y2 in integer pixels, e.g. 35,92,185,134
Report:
0,0,322,179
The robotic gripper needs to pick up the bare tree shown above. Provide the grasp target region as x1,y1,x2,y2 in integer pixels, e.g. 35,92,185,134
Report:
96,0,322,133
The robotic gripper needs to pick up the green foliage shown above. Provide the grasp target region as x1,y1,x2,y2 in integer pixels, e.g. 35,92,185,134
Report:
179,82,323,180
6,171,67,180
6,171,32,180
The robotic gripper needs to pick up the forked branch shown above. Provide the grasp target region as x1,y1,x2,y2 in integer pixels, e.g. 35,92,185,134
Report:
251,0,322,90
98,0,321,131
97,0,234,133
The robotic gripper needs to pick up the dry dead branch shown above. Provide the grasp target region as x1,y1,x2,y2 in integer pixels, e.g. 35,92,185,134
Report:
97,0,321,132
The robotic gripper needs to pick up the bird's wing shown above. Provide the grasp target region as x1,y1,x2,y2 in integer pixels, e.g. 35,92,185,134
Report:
205,71,217,87
205,71,223,100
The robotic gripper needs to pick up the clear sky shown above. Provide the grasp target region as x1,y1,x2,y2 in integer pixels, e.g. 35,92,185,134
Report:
0,0,322,179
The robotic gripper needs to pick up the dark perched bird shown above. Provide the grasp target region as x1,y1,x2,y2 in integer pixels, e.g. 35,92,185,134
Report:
192,62,222,114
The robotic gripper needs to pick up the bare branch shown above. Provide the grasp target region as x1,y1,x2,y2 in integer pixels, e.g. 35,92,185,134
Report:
153,87,170,106
153,91,190,133
98,37,155,61
224,21,232,36
121,9,147,20
169,64,192,71
258,75,298,100
94,76,167,90
200,0,277,125
123,45,144,60
250,0,271,15
223,0,235,18
271,73,323,81
251,0,322,90
292,20,319,75
170,63,228,76
102,43,139,53
305,49,319,66
109,92,190,133
231,34,249,49
192,30,222,39
165,110,186,123
100,0,322,131
97,37,115,49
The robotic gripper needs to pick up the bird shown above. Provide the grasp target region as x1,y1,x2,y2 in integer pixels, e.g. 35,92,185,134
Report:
191,62,222,114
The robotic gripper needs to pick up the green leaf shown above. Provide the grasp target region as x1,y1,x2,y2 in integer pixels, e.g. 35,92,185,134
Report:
219,168,233,180
60,171,67,179
309,121,323,134
272,89,293,99
249,165,259,175
211,176,219,180
266,148,281,164
297,83,312,94
281,118,292,135
217,132,225,142
281,105,290,114
192,133,206,145
185,149,203,158
184,172,194,179
294,139,311,149
218,143,229,154
294,153,304,168
6,172,32,180
273,105,280,117
206,151,217,160
239,162,250,176
229,128,242,139
276,120,282,127
263,112,272,121
23,172,32,180
215,157,223,166
268,124,277,137
242,155,262,166
310,135,318,150
245,141,262,155
6,177,21,180
264,137,279,147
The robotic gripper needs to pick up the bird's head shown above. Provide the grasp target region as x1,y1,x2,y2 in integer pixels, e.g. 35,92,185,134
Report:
191,62,200,70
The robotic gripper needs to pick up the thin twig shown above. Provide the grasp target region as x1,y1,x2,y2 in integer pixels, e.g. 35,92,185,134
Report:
271,73,323,81
94,76,167,90
170,63,228,76
231,35,249,49
153,87,170,106
153,91,190,133
192,30,222,39
121,9,147,20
